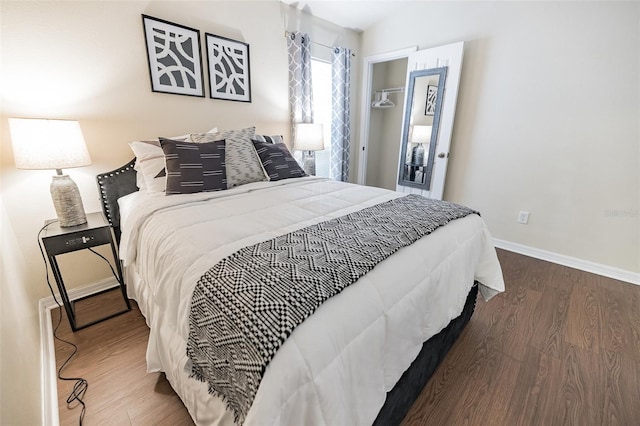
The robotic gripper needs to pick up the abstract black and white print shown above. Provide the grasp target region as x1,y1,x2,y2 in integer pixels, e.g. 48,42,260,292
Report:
206,33,251,102
142,15,204,97
425,84,437,115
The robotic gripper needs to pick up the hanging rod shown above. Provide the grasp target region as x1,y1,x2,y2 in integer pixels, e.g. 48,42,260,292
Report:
378,87,405,94
284,31,356,57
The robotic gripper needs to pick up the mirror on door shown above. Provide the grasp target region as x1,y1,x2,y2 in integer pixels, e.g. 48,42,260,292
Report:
397,67,447,190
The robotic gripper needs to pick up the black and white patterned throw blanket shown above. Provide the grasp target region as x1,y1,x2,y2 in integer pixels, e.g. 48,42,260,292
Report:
187,194,478,423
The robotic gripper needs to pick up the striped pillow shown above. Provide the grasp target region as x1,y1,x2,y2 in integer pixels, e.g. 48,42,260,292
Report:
254,134,284,144
252,139,306,181
191,127,268,188
129,129,218,192
159,138,227,194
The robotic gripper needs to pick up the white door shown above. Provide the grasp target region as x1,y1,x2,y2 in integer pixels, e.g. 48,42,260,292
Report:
396,42,464,200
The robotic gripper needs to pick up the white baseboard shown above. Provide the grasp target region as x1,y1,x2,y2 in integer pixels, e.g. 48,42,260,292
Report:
39,277,120,426
493,238,640,286
39,298,59,426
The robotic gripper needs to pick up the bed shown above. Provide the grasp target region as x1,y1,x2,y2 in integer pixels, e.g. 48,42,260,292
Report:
96,137,504,425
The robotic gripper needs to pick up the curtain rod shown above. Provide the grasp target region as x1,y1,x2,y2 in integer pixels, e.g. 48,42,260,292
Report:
284,31,356,57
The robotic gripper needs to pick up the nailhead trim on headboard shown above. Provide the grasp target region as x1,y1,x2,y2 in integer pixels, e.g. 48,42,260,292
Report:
95,158,139,244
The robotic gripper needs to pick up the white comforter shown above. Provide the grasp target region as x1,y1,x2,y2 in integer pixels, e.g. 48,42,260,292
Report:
119,177,504,426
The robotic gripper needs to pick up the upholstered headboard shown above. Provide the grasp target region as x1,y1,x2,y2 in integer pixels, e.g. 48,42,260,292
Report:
96,159,138,243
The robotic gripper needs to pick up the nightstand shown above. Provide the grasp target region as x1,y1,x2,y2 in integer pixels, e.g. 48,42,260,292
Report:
41,212,131,331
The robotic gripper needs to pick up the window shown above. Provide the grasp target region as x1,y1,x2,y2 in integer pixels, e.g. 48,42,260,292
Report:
311,58,332,178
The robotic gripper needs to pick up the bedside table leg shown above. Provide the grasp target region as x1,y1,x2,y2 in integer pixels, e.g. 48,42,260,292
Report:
48,255,78,331
109,240,131,310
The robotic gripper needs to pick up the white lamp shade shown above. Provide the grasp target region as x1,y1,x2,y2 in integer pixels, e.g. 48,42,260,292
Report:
410,125,432,144
8,118,92,170
294,123,325,151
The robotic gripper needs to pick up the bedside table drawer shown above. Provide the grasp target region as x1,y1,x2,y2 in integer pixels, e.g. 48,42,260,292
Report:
42,226,113,256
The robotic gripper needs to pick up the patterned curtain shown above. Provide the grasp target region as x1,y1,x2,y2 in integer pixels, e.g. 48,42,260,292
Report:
286,32,313,163
330,47,351,182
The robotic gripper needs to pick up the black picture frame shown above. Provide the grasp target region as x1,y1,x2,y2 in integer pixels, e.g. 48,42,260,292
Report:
425,84,438,115
205,33,252,102
141,15,205,97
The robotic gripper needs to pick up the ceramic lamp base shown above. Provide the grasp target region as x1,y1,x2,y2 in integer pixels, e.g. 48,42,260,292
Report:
411,143,425,165
303,151,316,176
50,174,87,227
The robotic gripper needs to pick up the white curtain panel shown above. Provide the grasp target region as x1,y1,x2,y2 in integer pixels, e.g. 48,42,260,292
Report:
330,47,351,182
287,32,314,164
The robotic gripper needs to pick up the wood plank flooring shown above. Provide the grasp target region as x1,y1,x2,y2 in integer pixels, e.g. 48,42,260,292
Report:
53,249,640,425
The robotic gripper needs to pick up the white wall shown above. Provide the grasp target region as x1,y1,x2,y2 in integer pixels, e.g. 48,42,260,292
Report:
369,58,407,191
0,195,41,423
366,63,387,188
361,1,640,273
0,1,359,423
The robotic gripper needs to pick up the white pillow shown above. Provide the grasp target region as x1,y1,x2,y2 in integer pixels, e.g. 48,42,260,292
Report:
133,158,147,191
129,140,170,193
129,129,218,193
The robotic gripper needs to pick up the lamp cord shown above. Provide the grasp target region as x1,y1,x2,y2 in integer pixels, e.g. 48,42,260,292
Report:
87,247,121,285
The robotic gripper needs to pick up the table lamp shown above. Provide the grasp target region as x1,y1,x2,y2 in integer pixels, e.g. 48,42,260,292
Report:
293,123,325,175
410,125,432,166
9,118,92,227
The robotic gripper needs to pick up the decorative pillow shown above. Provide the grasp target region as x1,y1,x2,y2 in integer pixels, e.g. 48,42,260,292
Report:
189,127,253,143
254,134,284,144
191,127,267,188
159,138,226,194
252,139,307,181
129,129,218,192
133,158,147,190
129,139,180,193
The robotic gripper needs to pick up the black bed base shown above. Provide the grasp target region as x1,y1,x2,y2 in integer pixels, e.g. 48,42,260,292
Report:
373,283,478,425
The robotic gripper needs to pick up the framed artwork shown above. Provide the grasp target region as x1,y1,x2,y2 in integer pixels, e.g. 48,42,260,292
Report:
142,15,204,97
425,84,438,115
205,33,251,102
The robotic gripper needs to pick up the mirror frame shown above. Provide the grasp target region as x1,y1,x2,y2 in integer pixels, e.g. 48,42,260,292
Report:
397,66,448,190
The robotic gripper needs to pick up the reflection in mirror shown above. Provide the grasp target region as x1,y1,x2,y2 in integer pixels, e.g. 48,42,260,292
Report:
398,67,447,190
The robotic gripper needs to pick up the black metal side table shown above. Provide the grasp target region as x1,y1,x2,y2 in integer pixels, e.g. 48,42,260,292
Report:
41,212,131,331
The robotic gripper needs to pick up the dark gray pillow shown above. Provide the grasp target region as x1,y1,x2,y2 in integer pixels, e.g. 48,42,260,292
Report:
251,139,306,181
159,138,226,194
254,134,284,144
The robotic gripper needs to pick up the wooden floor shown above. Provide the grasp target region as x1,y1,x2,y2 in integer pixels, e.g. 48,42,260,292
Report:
53,249,640,425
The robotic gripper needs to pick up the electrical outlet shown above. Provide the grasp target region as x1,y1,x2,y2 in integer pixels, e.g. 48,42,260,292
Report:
518,211,530,224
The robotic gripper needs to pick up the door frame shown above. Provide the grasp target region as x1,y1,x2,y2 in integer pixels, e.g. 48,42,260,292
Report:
357,46,417,186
